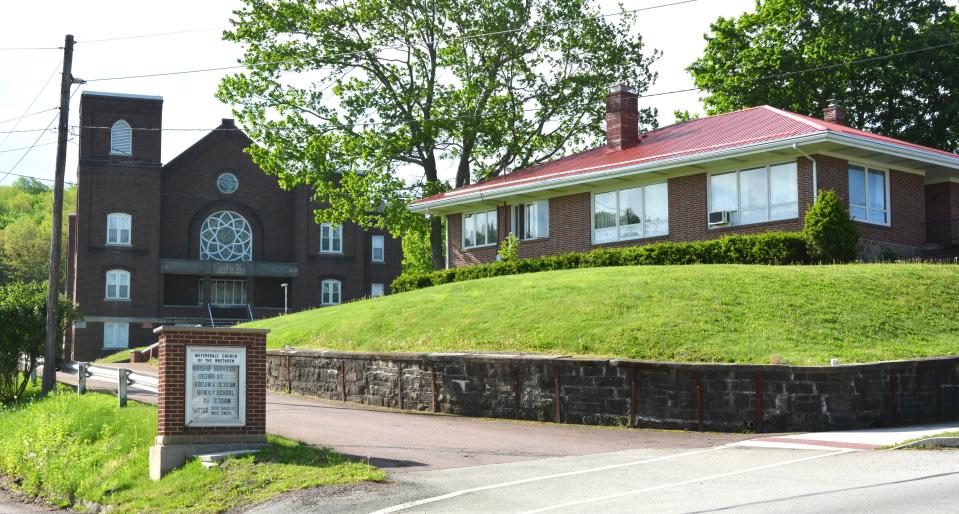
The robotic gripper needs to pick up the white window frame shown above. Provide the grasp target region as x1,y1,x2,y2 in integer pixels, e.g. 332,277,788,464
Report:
102,322,129,349
320,223,343,254
371,235,385,263
321,279,342,305
512,200,549,240
591,182,669,244
105,269,130,300
371,283,385,298
847,164,891,227
461,209,498,249
110,119,132,156
707,162,799,228
106,212,132,246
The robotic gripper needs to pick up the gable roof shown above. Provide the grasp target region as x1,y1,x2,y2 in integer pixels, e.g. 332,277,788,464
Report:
410,105,959,212
162,119,254,172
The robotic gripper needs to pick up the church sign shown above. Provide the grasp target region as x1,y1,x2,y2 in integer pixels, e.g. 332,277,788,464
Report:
185,346,246,426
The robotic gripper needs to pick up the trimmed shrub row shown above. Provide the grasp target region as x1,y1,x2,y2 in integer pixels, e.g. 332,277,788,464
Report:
392,232,808,293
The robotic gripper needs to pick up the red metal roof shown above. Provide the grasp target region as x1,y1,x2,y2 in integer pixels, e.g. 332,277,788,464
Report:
412,105,959,207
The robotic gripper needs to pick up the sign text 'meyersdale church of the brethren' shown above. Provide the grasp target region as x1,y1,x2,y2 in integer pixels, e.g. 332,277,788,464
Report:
66,92,402,361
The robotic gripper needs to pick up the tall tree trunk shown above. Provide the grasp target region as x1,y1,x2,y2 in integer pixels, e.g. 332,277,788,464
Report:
429,215,444,270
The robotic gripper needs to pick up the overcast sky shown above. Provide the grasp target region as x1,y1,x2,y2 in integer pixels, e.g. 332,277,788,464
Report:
0,0,775,187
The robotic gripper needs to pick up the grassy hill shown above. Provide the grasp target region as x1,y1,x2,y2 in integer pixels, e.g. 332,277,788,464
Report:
245,264,959,365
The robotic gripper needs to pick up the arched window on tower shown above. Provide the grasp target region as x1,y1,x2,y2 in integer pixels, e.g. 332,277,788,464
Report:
110,119,132,156
200,210,253,262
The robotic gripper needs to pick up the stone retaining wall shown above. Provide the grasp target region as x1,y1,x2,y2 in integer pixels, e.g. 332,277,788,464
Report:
266,350,959,432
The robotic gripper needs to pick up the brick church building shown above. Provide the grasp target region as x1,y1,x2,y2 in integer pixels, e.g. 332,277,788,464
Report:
66,91,402,360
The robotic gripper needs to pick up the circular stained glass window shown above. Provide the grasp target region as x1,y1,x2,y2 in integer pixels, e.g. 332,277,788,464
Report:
200,211,252,262
217,172,239,194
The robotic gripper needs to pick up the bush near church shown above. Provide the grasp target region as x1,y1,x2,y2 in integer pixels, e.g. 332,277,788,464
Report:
392,232,808,293
803,189,860,263
0,282,79,403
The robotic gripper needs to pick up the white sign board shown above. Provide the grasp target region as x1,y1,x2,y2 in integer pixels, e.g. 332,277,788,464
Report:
185,346,246,427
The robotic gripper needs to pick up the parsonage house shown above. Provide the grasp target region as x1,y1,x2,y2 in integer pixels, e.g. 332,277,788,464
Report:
410,85,959,268
66,91,402,361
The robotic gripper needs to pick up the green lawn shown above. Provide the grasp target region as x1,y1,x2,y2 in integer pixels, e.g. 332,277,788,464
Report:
94,346,145,364
245,263,959,365
0,391,383,513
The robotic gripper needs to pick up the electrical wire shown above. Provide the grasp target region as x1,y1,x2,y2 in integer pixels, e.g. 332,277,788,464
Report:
78,27,226,44
0,107,60,125
0,170,76,186
0,111,61,185
82,0,702,83
0,60,62,149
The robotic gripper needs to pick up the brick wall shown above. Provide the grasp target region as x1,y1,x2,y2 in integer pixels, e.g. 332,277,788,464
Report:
156,327,267,438
925,182,959,245
446,155,928,268
268,349,959,433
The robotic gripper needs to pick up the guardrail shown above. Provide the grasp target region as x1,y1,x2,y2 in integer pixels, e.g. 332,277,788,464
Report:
61,361,158,406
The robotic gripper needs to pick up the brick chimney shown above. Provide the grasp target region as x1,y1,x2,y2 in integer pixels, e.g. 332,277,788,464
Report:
606,84,639,149
822,99,847,126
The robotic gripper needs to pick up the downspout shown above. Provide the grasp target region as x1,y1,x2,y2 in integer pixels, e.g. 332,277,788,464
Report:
793,143,818,203
443,212,449,269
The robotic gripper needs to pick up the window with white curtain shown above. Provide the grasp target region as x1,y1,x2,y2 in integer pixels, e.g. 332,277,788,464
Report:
320,223,343,253
848,165,889,225
106,213,132,245
105,269,130,300
593,182,668,243
110,119,132,156
462,210,498,249
371,283,385,298
371,235,385,262
512,200,549,240
708,162,798,226
103,322,129,349
321,279,342,305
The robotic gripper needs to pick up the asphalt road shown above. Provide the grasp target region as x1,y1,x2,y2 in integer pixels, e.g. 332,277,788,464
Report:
50,367,959,513
252,446,959,513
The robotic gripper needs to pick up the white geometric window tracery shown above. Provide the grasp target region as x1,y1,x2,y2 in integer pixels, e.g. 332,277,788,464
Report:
200,210,253,262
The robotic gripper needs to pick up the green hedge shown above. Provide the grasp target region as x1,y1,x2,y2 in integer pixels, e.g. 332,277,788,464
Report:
392,232,808,293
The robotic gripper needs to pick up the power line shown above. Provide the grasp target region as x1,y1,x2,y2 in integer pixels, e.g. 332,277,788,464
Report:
0,46,61,51
0,111,60,185
78,26,226,44
0,140,59,154
0,60,62,149
82,0,700,83
0,170,76,186
0,107,60,125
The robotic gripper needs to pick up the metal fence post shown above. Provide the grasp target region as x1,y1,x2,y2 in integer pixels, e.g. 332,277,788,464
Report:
78,362,89,395
118,368,130,407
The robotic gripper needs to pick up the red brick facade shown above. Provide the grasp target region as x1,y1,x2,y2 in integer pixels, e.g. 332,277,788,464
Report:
155,327,266,438
69,92,402,361
447,154,930,268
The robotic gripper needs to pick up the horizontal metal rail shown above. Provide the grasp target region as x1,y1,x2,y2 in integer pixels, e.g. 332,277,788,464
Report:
62,361,158,395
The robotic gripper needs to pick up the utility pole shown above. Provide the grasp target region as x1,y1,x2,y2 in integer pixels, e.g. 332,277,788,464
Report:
41,34,79,393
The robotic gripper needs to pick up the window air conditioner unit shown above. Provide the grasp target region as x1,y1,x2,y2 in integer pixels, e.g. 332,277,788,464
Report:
708,211,731,226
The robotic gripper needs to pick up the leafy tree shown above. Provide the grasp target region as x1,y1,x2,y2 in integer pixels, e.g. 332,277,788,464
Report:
0,183,76,286
803,190,859,262
688,0,959,151
400,217,443,274
0,282,79,403
218,0,659,269
498,232,519,262
673,109,700,123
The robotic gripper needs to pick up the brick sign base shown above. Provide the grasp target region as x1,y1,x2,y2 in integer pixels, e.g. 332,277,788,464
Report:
149,326,269,480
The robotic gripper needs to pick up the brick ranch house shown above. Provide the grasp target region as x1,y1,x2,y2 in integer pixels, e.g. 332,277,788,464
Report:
410,86,959,267
66,91,402,361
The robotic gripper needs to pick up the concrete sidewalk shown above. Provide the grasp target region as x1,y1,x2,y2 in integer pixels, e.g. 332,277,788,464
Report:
735,423,959,450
